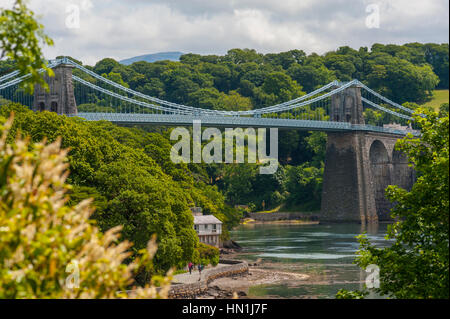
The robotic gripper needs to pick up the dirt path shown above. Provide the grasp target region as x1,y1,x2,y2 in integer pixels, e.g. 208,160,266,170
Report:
172,264,228,284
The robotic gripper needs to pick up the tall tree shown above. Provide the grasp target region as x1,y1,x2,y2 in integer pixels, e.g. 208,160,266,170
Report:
0,0,54,92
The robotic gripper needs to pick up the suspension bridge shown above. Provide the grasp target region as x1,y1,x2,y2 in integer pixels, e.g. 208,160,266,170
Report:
0,57,418,223
0,57,417,134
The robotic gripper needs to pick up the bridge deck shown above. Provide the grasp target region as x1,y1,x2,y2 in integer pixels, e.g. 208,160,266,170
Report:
68,113,417,136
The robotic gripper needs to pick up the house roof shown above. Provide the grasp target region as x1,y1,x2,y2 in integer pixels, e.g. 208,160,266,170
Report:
193,215,222,225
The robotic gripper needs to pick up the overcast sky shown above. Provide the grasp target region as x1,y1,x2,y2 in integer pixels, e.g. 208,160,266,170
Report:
1,0,448,65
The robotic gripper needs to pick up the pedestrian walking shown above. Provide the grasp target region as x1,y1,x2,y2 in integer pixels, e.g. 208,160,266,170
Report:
188,262,193,274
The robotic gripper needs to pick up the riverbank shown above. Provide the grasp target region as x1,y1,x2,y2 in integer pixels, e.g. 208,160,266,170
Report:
200,250,366,299
169,259,249,298
202,265,310,299
242,218,319,225
243,212,319,225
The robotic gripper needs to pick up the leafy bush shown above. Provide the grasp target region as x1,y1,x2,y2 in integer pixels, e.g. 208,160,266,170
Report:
196,243,220,267
0,114,172,298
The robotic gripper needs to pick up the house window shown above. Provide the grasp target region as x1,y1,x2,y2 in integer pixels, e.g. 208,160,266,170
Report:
212,224,217,232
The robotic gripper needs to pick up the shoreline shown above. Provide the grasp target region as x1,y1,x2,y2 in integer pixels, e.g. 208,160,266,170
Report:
195,249,314,299
197,264,311,299
241,219,320,225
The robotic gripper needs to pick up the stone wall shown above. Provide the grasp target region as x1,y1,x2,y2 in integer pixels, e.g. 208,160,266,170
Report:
321,131,416,223
168,260,248,299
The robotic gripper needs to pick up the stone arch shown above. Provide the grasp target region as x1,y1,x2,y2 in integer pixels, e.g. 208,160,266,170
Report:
392,149,415,192
369,140,392,220
38,102,45,112
51,101,58,113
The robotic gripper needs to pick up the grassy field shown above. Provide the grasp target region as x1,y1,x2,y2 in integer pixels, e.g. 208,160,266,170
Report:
422,90,449,110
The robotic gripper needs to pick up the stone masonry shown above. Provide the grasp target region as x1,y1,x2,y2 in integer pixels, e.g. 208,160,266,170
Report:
321,85,415,223
33,63,77,115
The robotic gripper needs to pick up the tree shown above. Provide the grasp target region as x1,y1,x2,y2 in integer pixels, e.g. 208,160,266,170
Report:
264,50,306,70
225,48,264,65
93,58,120,76
287,63,335,92
261,72,304,103
102,71,129,88
366,54,439,103
338,108,449,299
188,88,221,109
0,0,54,92
217,90,252,111
0,115,171,298
285,164,323,211
424,43,449,89
0,104,208,277
196,243,219,266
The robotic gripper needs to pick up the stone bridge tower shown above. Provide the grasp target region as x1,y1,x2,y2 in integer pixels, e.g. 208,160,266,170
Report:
33,62,77,115
320,84,415,223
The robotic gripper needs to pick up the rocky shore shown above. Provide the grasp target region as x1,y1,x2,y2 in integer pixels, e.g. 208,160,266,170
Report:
198,266,310,299
192,247,310,299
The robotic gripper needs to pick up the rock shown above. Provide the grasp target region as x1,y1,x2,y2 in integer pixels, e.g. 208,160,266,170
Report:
222,240,242,250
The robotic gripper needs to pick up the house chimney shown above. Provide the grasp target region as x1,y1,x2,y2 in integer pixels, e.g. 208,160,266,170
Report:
190,207,203,216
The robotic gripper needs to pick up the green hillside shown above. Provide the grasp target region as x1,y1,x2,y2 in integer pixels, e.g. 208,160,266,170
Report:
422,90,449,110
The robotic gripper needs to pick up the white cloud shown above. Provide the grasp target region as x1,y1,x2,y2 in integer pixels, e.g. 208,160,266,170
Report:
0,0,448,65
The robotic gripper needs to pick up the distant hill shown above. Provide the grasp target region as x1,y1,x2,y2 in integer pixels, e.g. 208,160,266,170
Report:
119,52,183,65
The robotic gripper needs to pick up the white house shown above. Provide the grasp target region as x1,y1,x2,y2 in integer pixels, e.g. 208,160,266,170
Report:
191,207,222,248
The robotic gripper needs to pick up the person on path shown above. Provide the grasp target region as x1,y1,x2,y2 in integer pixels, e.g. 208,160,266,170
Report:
188,262,193,274
197,264,203,281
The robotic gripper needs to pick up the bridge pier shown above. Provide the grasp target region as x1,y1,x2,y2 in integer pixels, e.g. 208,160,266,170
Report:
320,85,415,223
321,132,376,223
33,62,77,115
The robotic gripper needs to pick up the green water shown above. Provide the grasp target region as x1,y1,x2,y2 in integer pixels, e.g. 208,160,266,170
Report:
229,222,391,299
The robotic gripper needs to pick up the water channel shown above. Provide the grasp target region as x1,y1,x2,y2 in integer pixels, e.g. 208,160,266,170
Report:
229,222,391,298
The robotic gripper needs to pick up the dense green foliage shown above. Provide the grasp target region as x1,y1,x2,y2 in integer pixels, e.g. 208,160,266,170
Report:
338,108,449,299
0,104,229,278
0,115,171,298
197,243,220,267
71,43,447,113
